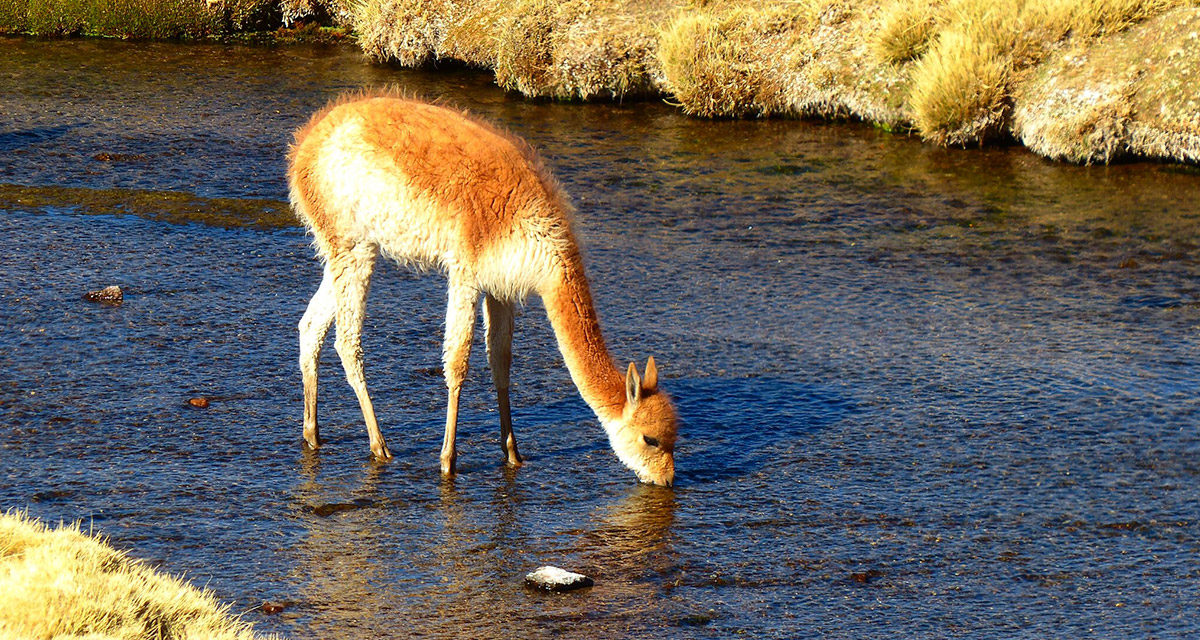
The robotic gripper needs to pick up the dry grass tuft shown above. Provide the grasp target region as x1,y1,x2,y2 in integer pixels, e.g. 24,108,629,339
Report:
494,0,675,100
281,0,354,27
439,0,504,67
1038,0,1187,38
657,3,814,117
354,0,448,65
656,1,916,125
907,0,1195,147
492,0,559,96
353,0,503,68
872,0,942,64
0,511,274,640
908,16,1014,146
353,0,669,92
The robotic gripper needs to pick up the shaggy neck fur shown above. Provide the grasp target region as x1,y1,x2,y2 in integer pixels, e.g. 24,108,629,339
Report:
540,250,626,425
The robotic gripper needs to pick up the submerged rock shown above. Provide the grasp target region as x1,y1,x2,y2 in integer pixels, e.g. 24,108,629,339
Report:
187,397,210,409
260,602,286,615
850,569,885,585
524,566,594,592
83,285,123,305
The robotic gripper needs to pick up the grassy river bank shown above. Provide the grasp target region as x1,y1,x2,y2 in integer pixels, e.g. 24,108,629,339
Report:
2,0,1198,165
0,512,274,639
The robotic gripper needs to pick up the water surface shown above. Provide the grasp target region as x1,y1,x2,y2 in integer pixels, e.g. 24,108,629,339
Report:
2,38,1199,638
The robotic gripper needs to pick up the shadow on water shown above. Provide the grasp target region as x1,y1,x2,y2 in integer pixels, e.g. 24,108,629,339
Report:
672,377,857,485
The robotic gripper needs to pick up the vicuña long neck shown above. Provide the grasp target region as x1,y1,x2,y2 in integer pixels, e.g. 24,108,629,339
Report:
540,250,625,423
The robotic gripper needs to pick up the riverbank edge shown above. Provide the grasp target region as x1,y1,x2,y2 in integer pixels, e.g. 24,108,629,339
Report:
0,21,351,45
0,510,277,639
0,0,351,44
349,0,1200,166
3,0,1198,166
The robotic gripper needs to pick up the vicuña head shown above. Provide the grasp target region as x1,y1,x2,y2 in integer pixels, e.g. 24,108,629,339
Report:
604,358,677,486
288,91,679,486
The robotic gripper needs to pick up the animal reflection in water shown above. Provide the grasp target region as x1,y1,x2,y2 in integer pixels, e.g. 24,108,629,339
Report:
289,461,677,635
287,92,677,485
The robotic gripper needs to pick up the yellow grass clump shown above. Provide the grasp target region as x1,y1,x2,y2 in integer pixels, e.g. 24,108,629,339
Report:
871,0,943,64
656,3,811,117
354,0,448,66
352,0,506,68
1041,0,1187,38
905,0,1195,146
0,511,274,640
906,15,1015,146
656,1,914,126
438,0,505,67
281,0,354,27
493,0,677,100
353,0,677,98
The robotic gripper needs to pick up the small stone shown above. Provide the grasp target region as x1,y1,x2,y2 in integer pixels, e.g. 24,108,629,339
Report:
260,602,285,615
524,566,594,592
850,569,884,584
678,613,714,627
187,397,210,408
83,285,123,305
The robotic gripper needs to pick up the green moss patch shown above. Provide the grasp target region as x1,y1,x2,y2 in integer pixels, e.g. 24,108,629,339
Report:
0,183,296,229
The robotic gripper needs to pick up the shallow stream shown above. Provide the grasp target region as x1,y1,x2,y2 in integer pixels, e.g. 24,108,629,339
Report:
2,38,1199,638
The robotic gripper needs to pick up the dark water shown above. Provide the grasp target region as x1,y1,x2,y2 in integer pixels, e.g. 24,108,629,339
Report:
3,38,1200,638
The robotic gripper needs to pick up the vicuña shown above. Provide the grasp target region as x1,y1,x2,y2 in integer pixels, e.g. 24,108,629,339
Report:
287,92,677,486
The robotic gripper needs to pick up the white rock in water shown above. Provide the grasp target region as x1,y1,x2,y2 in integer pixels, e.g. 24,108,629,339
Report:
524,566,594,592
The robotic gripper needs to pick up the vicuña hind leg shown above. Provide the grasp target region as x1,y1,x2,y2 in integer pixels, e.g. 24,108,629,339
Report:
330,243,392,460
299,265,336,449
440,274,478,477
484,294,521,466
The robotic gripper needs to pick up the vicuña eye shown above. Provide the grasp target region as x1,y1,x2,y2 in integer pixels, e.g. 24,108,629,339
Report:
643,435,660,447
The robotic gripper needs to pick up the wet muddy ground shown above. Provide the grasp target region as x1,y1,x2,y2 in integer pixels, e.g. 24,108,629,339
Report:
2,38,1199,638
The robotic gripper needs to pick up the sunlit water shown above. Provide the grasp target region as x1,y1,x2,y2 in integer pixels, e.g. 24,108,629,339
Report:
2,38,1199,638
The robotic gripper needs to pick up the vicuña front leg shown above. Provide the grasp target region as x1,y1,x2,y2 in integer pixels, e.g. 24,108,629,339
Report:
440,277,478,477
331,244,392,460
299,265,336,450
484,295,521,466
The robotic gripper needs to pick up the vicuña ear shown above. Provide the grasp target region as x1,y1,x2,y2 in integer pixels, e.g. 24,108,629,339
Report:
643,356,658,391
625,361,642,407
